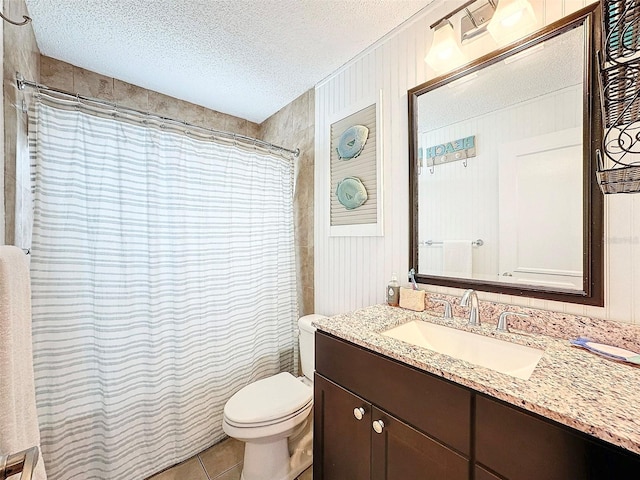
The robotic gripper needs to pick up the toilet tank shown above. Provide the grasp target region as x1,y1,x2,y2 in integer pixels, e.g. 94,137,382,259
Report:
298,314,324,381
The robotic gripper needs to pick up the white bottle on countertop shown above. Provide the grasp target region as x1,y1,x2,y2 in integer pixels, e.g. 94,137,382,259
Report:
386,273,400,307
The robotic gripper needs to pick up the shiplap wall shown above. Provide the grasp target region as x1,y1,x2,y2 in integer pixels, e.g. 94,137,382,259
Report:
315,0,640,325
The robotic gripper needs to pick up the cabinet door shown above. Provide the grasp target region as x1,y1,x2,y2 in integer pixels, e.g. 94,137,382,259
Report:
314,374,371,480
476,394,640,480
475,466,502,480
370,406,468,480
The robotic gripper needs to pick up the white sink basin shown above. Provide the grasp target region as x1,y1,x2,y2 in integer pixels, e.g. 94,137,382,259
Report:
382,320,544,380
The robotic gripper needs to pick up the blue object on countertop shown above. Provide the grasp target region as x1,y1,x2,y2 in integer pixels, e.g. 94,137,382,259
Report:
570,337,640,365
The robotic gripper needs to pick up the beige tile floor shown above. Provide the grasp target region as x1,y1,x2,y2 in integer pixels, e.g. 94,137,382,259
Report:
147,437,312,480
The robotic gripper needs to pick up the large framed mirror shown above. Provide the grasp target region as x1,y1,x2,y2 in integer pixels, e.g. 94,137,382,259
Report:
408,4,603,306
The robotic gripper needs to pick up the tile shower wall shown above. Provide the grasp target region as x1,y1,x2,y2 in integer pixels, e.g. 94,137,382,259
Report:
315,0,640,325
260,90,315,316
3,0,39,246
0,7,4,244
39,56,260,139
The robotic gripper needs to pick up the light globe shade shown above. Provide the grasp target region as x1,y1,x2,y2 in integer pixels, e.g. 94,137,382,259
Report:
425,20,468,73
487,0,537,46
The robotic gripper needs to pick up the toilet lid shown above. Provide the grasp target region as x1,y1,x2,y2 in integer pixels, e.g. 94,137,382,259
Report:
224,372,312,425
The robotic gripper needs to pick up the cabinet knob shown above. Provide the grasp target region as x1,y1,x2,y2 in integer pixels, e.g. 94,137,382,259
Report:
372,419,385,434
353,407,365,420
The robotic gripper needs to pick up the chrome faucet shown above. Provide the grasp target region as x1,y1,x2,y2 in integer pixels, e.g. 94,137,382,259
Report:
408,268,418,289
460,289,480,326
496,312,529,333
431,298,452,319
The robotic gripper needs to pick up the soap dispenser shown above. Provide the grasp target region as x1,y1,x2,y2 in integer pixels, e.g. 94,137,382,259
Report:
386,273,400,306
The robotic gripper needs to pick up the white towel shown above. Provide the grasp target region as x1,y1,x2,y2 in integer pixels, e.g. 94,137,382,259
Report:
442,240,473,277
0,246,47,479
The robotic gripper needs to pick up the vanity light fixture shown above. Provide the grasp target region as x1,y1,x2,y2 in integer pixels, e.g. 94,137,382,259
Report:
425,19,468,73
425,0,497,74
487,0,537,45
461,0,498,44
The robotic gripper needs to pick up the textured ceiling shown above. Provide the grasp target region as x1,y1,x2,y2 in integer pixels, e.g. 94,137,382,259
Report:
24,0,435,123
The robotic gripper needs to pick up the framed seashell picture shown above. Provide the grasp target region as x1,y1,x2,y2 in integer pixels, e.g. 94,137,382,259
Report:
329,92,383,236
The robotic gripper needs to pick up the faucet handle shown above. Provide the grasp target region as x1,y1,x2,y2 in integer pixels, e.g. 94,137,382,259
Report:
459,289,480,326
460,289,473,307
431,298,452,319
496,312,529,333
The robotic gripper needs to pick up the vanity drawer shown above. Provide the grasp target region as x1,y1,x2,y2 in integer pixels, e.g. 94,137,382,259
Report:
315,331,471,455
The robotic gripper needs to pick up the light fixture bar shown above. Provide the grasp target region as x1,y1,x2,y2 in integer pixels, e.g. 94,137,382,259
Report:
429,0,479,29
461,0,497,44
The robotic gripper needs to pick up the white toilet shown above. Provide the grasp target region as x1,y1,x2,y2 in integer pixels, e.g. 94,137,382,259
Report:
222,314,323,480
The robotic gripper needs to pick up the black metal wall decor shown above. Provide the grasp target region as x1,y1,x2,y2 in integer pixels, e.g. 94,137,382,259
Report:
597,0,640,194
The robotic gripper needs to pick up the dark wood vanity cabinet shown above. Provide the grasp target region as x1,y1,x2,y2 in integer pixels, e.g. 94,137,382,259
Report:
314,374,468,480
313,375,371,480
369,404,468,480
314,331,640,480
475,394,640,480
314,331,470,480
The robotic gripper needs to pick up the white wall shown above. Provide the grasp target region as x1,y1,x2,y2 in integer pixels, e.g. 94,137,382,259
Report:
315,0,640,325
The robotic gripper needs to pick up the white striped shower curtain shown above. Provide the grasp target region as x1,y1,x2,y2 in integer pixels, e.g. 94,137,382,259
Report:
29,98,298,480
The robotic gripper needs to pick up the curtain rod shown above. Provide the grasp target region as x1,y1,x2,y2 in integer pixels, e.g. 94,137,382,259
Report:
15,73,300,158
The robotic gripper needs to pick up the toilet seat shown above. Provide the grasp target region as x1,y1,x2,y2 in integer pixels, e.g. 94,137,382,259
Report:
224,398,313,429
224,372,312,427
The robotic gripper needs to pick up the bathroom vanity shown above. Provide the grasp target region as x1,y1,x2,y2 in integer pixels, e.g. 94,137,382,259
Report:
312,305,640,480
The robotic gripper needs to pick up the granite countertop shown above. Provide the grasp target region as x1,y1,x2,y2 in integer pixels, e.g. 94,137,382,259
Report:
313,304,640,455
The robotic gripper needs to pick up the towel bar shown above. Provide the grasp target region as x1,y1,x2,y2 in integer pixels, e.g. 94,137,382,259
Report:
420,239,484,247
0,446,39,480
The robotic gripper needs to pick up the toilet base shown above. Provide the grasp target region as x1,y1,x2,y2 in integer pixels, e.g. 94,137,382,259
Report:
241,437,289,480
239,445,311,480
239,416,313,480
240,457,312,480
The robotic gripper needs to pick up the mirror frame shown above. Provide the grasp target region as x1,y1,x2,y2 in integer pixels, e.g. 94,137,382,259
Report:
408,3,603,306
